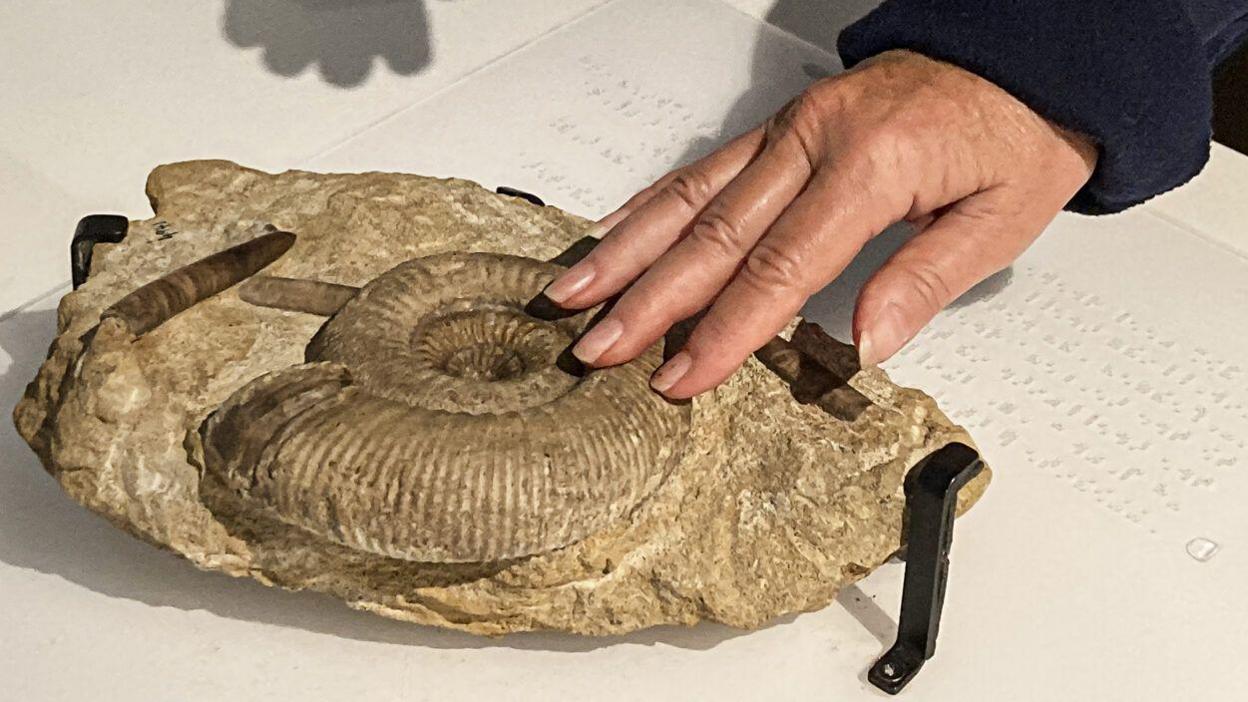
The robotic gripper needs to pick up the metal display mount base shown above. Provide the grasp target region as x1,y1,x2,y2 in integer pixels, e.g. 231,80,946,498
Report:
495,186,546,207
71,214,129,289
868,442,984,695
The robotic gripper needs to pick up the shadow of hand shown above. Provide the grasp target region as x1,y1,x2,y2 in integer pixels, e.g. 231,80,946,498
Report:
223,0,432,87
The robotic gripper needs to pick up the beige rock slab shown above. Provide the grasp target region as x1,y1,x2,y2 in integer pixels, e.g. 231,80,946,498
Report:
13,160,989,636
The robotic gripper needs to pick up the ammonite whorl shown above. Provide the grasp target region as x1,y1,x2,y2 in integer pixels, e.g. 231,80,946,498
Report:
201,252,691,563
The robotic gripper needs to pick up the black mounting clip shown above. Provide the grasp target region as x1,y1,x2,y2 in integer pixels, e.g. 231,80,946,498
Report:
495,186,546,207
70,214,129,289
868,442,983,695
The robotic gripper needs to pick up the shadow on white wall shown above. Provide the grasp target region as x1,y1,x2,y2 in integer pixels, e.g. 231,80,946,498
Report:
222,0,433,87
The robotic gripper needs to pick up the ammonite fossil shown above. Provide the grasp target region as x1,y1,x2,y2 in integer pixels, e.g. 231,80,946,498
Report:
201,252,689,562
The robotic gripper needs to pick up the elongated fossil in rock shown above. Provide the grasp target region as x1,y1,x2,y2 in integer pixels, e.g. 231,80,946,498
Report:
201,252,691,563
240,276,360,316
102,230,296,335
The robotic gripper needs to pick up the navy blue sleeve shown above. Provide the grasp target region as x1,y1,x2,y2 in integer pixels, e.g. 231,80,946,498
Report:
838,0,1248,214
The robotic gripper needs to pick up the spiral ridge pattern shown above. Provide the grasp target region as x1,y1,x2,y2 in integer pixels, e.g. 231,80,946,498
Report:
201,253,690,562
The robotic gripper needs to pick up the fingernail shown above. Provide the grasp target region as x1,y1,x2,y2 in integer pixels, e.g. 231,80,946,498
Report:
858,302,910,367
584,223,608,239
545,261,596,304
650,352,692,394
572,318,624,364
856,333,875,369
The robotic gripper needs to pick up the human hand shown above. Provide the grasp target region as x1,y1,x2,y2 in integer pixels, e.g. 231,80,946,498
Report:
543,50,1098,399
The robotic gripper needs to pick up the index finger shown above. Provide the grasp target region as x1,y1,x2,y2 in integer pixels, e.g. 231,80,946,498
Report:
543,128,765,308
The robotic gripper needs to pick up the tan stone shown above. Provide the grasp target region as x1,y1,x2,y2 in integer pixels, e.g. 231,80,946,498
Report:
13,160,989,636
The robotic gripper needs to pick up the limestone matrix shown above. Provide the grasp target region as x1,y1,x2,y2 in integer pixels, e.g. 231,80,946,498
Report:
14,161,989,635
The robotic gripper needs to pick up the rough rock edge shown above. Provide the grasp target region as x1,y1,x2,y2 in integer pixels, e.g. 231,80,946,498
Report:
13,161,989,636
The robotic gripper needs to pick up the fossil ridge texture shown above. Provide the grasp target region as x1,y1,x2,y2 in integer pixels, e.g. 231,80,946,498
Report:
14,160,989,636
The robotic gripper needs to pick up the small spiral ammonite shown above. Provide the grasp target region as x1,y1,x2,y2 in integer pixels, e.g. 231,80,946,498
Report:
200,252,692,563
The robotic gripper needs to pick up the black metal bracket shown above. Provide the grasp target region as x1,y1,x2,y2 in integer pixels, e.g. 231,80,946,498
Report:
70,214,129,289
868,442,983,695
495,186,546,207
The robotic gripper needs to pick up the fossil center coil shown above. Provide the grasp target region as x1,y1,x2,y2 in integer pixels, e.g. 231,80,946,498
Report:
306,254,590,416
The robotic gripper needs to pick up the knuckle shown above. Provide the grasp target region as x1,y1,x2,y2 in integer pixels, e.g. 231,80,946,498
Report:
689,210,748,258
899,260,956,314
839,122,922,212
768,89,832,162
786,87,835,126
741,240,806,292
667,170,715,211
621,186,658,211
853,121,908,169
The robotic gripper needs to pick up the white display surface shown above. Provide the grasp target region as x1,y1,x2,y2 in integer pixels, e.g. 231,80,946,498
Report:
0,0,610,314
2,1,1246,699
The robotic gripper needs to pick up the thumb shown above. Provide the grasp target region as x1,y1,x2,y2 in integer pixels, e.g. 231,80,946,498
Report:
853,193,1043,366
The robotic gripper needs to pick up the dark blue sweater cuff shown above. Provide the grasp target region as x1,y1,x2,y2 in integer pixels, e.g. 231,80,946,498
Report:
838,0,1213,214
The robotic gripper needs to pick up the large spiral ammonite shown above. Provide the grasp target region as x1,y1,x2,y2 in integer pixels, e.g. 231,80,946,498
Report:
199,252,691,563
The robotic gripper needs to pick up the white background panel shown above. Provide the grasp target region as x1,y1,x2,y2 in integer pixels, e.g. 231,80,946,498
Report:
0,0,609,314
3,0,1246,699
